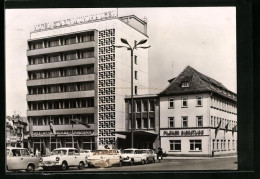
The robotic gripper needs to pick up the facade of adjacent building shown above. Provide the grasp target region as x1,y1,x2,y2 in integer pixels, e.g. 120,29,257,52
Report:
6,115,29,148
118,94,160,149
159,66,237,157
26,13,150,152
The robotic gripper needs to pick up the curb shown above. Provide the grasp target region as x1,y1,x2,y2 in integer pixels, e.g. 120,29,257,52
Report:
163,156,237,160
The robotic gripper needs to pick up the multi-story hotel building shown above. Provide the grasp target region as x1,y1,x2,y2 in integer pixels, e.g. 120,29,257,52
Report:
159,66,237,157
26,12,150,152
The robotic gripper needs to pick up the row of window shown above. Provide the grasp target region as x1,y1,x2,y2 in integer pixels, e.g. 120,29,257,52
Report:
30,114,94,126
28,65,94,80
168,116,203,128
28,98,94,111
129,100,155,112
212,139,236,151
28,32,95,50
130,117,155,129
28,49,94,65
168,96,203,108
169,140,202,151
210,116,237,130
211,97,237,114
28,82,94,95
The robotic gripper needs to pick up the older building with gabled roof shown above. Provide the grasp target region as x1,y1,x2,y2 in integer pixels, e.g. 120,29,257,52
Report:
159,66,237,157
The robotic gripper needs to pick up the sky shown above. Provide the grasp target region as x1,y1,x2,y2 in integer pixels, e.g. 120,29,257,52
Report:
5,7,236,116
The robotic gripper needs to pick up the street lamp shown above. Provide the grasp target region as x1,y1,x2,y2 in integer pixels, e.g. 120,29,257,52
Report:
113,38,150,148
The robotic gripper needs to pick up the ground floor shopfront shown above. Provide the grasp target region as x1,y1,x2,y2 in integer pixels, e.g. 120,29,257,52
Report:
31,134,97,155
160,128,237,157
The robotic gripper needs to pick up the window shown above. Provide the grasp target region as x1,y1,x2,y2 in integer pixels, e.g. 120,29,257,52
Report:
136,101,141,113
65,53,77,61
149,117,155,129
49,39,59,47
134,55,137,64
149,100,155,111
197,96,203,106
135,71,138,80
182,117,188,127
143,100,148,112
143,118,148,128
228,140,230,151
82,51,94,58
82,34,94,42
65,36,76,45
135,86,138,95
197,116,203,127
181,82,189,88
82,137,95,150
168,98,174,108
181,97,188,108
170,140,181,151
169,117,174,128
190,140,202,151
136,118,141,129
50,139,61,152
212,139,216,151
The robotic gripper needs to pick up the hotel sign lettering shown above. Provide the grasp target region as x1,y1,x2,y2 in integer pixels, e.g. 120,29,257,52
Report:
34,10,117,32
163,130,204,136
33,130,94,137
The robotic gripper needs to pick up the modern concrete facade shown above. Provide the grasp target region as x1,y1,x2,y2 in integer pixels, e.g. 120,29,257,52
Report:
26,14,150,151
159,66,237,157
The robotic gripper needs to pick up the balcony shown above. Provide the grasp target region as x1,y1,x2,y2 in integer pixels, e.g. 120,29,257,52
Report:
27,90,94,101
27,41,96,56
27,58,95,71
32,124,95,131
27,107,95,116
27,74,95,86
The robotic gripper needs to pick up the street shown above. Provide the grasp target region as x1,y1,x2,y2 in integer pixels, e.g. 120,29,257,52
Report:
24,157,237,173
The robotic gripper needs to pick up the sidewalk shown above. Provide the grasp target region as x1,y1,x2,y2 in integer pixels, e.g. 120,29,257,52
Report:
163,155,237,160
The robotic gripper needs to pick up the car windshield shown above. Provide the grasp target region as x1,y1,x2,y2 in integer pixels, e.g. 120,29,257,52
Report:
93,150,108,155
122,150,134,154
81,150,90,153
52,149,67,155
140,150,148,153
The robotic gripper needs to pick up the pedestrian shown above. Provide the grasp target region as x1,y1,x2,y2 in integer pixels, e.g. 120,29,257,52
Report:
157,147,163,162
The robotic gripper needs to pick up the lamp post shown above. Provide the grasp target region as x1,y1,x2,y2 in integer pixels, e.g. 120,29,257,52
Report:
113,38,150,148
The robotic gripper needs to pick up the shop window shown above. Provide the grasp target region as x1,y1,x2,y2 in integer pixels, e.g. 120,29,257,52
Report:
181,97,188,108
197,96,203,107
197,116,203,127
190,140,202,151
65,139,78,148
170,140,181,151
50,139,61,152
182,117,188,127
82,137,95,150
168,98,174,108
168,117,174,128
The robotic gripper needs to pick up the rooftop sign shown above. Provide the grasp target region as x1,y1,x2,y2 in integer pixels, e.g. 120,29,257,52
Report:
34,10,118,32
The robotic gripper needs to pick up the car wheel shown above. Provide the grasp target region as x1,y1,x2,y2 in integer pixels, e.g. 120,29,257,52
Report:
26,164,34,172
78,162,84,169
130,159,134,166
118,161,123,167
61,162,67,171
141,160,145,165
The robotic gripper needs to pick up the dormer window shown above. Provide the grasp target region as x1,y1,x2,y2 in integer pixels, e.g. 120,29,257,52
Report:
181,82,190,88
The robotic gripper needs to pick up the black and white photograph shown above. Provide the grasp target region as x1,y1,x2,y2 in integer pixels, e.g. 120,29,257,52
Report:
5,7,238,173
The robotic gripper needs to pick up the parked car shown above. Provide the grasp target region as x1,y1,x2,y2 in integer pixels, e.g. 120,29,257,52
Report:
39,148,86,171
139,149,156,163
80,149,93,166
87,149,122,168
6,147,40,172
121,148,146,165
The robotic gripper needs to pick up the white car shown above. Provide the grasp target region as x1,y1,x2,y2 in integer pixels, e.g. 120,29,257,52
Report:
139,149,156,163
6,147,40,172
39,148,86,171
121,148,146,165
87,149,122,168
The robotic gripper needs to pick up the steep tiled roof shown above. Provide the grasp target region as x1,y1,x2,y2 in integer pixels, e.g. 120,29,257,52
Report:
160,66,237,101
